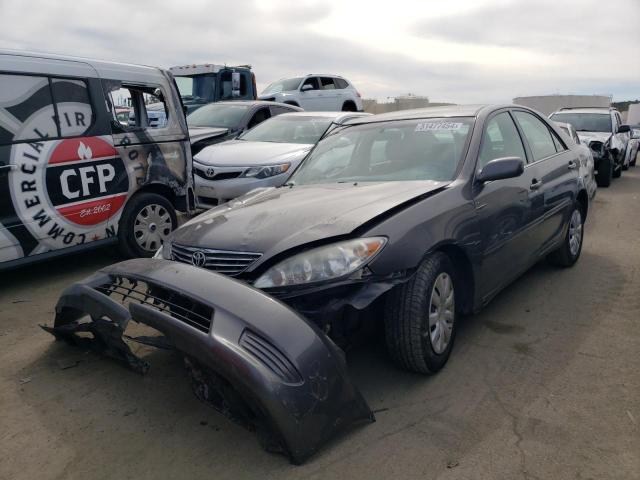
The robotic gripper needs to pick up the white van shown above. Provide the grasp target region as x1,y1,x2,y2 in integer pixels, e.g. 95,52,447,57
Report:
0,50,195,267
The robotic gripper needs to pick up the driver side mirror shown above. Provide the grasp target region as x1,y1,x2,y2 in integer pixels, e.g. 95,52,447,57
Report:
617,124,631,134
476,157,525,183
301,84,313,92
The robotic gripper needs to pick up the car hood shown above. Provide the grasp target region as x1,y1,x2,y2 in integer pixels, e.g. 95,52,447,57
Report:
576,131,611,145
193,140,313,167
188,126,230,144
170,181,449,267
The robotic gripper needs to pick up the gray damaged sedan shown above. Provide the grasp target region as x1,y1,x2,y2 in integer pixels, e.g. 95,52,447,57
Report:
43,105,591,464
193,111,369,207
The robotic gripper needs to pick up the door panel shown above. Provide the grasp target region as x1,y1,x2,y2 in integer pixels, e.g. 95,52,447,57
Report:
298,77,323,110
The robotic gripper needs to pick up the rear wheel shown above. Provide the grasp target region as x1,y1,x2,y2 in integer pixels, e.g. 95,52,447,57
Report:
547,203,584,267
118,192,177,258
384,252,457,374
596,153,613,187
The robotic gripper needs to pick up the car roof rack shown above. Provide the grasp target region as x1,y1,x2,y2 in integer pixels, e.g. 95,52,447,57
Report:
559,106,614,111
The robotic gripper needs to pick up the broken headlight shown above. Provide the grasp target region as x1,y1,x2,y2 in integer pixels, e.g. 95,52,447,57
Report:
241,163,290,179
254,237,387,288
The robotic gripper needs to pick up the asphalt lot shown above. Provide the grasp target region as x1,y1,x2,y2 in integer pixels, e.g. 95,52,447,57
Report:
1,169,639,480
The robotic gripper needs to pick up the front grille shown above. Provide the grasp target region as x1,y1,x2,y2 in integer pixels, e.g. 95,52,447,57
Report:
194,167,243,181
95,275,214,333
172,243,261,276
239,329,302,384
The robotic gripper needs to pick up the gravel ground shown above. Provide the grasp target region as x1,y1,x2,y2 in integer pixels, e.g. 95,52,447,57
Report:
1,169,639,480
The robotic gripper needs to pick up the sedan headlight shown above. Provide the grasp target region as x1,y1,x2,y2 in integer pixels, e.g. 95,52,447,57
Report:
242,163,290,179
254,237,387,288
154,239,172,259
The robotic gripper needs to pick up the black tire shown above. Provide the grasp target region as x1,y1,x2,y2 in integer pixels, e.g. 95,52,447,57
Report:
596,154,612,187
341,101,357,112
547,202,584,268
631,155,637,167
384,252,458,374
118,192,177,258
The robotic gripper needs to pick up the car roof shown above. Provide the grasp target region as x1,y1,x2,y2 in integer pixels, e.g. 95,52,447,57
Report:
343,105,495,125
276,111,369,121
551,108,614,115
201,100,303,110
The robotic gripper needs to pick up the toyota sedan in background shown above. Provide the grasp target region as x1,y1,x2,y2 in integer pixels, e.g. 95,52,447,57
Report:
187,100,302,155
46,105,590,464
193,111,369,207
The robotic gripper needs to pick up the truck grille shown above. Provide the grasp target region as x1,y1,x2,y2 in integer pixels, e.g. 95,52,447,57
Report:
171,243,261,276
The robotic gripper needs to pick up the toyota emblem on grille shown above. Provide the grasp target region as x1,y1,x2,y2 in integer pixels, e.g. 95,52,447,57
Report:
205,167,215,178
191,251,207,267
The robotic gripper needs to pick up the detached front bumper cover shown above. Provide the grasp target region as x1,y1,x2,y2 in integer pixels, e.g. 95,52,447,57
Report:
42,259,373,464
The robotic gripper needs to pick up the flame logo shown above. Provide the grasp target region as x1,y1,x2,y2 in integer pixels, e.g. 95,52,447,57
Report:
77,141,93,160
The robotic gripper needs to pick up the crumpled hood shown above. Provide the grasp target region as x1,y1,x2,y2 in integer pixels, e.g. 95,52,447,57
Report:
193,140,312,167
170,181,448,267
188,126,230,144
577,131,611,146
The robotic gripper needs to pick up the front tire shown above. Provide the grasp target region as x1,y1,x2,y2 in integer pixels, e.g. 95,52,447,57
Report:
118,192,177,258
596,154,613,187
384,252,457,374
547,203,584,267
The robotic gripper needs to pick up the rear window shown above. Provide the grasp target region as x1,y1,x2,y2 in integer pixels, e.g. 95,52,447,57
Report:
239,115,333,144
187,103,249,128
549,113,612,133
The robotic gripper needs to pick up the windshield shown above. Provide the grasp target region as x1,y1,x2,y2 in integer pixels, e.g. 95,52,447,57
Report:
549,113,612,133
187,103,250,128
261,77,303,95
290,118,474,185
239,115,333,144
175,74,216,103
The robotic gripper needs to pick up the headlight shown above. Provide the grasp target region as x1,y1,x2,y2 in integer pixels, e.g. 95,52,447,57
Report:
254,237,387,288
241,163,290,179
154,239,172,259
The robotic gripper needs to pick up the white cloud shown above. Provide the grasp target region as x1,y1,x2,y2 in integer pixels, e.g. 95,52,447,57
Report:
0,0,638,102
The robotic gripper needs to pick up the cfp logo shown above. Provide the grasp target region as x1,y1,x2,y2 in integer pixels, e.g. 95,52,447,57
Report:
60,142,117,200
191,250,207,267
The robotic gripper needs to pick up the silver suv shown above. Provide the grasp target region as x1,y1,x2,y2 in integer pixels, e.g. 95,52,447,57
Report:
259,74,363,112
549,107,632,187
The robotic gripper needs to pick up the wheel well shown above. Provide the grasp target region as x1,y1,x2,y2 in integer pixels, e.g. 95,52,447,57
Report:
342,100,356,111
132,183,176,204
577,190,588,220
436,244,475,315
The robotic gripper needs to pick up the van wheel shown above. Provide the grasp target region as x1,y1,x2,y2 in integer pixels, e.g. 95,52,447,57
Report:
596,154,612,187
384,252,457,374
118,193,177,258
547,203,584,267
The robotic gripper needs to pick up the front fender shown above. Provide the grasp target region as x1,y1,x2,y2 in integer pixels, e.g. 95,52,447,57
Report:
42,259,373,464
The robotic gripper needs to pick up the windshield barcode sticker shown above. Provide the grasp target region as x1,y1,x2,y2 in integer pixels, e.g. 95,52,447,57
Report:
415,122,463,132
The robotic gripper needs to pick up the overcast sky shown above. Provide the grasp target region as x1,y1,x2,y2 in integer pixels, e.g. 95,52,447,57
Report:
1,0,638,103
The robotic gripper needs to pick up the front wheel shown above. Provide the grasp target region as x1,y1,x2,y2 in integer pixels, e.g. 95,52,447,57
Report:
384,252,457,374
547,204,584,267
118,192,177,258
596,154,612,187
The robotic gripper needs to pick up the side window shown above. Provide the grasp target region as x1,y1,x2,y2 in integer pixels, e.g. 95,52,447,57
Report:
247,107,271,129
141,90,168,129
478,112,526,169
334,78,349,89
551,130,566,152
301,77,319,91
0,74,58,145
219,71,248,100
320,77,336,90
102,81,167,131
513,111,557,161
51,78,95,137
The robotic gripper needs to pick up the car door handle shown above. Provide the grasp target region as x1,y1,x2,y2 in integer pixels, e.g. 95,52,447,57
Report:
530,179,543,190
568,160,578,170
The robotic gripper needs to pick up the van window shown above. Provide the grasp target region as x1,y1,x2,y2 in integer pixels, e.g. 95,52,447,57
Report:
51,78,95,137
0,73,58,145
103,81,168,131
